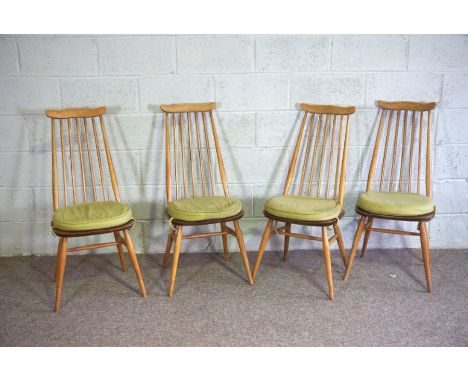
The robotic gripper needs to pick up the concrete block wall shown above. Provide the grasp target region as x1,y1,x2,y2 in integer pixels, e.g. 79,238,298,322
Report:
0,34,467,256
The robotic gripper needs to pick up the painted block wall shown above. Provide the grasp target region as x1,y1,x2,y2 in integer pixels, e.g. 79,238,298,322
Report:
0,34,467,256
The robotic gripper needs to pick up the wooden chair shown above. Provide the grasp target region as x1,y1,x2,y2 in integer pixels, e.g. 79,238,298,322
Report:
160,102,253,297
343,101,437,292
252,103,356,300
46,107,147,312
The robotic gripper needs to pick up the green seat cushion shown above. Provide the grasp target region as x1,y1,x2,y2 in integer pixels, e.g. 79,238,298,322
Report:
357,191,435,217
52,201,133,231
167,196,242,222
264,195,342,222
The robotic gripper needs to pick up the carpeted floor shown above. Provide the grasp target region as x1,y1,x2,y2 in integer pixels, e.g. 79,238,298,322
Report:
0,248,466,346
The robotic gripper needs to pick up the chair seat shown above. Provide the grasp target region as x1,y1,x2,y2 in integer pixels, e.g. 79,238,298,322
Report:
167,196,242,222
52,201,133,231
357,191,435,217
265,195,342,222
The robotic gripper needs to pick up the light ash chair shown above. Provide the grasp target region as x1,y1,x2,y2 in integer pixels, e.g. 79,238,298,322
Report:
344,101,437,292
160,102,253,297
46,107,146,312
252,103,356,300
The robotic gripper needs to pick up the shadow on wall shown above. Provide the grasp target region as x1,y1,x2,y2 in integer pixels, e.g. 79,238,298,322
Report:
8,109,54,256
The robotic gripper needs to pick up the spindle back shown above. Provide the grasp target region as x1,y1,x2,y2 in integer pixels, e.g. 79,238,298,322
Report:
161,102,229,203
366,100,437,197
284,103,356,207
45,106,120,211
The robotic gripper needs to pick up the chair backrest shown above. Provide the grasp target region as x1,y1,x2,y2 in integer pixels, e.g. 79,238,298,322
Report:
365,100,437,197
160,102,229,203
45,106,120,211
283,103,356,207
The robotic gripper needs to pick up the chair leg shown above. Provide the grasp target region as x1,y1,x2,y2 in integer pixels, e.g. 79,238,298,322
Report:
283,223,291,261
360,217,373,258
252,219,274,280
343,216,366,281
114,232,126,272
53,238,63,283
322,227,334,301
168,226,183,297
220,222,229,261
54,238,68,313
419,222,432,293
162,230,174,268
123,230,147,298
333,224,347,267
232,220,253,285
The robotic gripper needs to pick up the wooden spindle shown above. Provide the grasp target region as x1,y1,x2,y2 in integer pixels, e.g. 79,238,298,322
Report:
173,113,179,200
389,111,401,191
298,113,314,194
67,118,77,203
307,114,322,195
186,112,196,196
92,116,108,201
59,119,68,206
317,114,330,197
100,115,120,202
326,115,337,198
165,112,172,202
379,110,393,192
283,112,307,195
333,115,344,199
210,111,230,197
398,110,408,192
51,119,59,210
338,115,350,207
194,112,206,196
202,112,215,195
426,111,432,197
75,118,87,202
83,117,97,201
367,109,385,192
179,113,188,198
408,111,416,192
417,111,423,194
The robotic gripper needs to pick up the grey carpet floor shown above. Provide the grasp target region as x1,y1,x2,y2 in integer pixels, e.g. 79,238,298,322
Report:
0,248,466,346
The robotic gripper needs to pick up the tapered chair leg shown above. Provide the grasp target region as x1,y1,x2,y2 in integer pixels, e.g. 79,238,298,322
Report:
232,220,253,285
123,230,147,298
360,218,373,258
114,232,127,271
283,223,291,261
162,230,174,268
220,222,229,261
54,238,68,313
419,222,432,293
252,219,274,280
333,224,347,267
343,216,366,281
53,238,63,283
322,227,334,300
168,226,183,297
